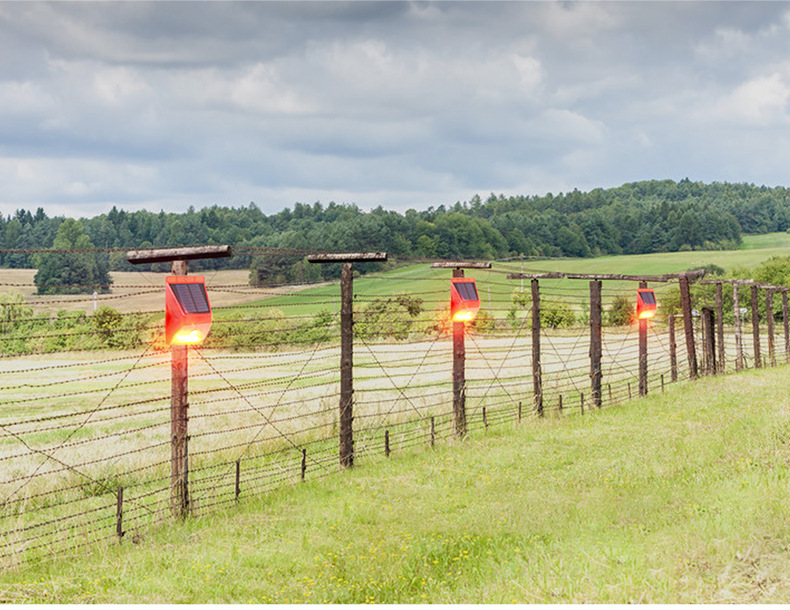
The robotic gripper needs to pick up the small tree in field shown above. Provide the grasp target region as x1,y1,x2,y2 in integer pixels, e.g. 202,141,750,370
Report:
607,295,634,326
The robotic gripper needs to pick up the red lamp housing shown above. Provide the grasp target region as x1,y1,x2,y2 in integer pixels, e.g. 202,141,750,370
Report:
451,277,481,322
636,288,657,320
165,276,213,345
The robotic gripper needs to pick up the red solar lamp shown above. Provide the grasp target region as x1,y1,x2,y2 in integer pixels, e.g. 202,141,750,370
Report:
451,277,481,323
165,275,213,345
636,288,657,320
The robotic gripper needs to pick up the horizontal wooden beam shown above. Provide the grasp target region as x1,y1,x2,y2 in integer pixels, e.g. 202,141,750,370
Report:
430,261,492,269
307,252,387,263
698,279,759,287
506,272,564,280
564,273,671,282
126,245,232,265
506,268,708,283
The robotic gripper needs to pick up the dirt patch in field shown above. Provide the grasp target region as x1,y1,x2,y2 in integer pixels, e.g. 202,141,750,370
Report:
0,268,312,315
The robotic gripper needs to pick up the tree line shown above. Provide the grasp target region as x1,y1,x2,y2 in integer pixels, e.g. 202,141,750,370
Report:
4,178,789,291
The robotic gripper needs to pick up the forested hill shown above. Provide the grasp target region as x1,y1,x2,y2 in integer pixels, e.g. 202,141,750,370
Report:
2,179,787,278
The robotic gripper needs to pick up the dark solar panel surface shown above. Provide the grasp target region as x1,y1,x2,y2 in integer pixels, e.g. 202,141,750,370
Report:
454,282,478,301
639,291,656,305
171,283,210,313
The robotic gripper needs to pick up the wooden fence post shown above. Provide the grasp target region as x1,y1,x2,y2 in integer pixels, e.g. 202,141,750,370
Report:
679,274,698,380
784,291,790,364
669,314,678,383
309,252,387,467
751,285,761,369
734,283,743,371
301,449,307,481
170,259,190,519
702,307,716,375
638,281,648,396
116,487,124,541
715,282,725,372
235,459,241,501
590,280,603,407
339,262,355,465
532,278,543,416
385,429,391,458
430,417,436,447
767,290,776,367
452,268,468,436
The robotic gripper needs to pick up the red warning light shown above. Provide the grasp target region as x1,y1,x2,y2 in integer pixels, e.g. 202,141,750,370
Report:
451,277,481,323
636,288,657,320
165,276,213,345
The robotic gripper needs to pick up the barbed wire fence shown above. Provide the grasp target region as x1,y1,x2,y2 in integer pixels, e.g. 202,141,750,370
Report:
0,252,786,571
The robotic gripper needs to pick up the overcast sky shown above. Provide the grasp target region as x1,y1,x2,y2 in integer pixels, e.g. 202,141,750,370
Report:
2,1,790,219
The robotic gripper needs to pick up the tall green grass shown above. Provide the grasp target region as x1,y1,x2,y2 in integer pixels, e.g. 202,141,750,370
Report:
2,365,790,603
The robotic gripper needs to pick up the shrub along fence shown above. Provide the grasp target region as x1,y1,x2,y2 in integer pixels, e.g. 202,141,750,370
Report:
0,257,787,570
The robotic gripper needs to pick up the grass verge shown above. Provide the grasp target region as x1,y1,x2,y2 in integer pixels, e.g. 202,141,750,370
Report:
2,366,790,603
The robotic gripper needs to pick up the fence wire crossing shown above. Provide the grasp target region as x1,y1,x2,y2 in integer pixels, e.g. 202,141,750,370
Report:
0,262,786,570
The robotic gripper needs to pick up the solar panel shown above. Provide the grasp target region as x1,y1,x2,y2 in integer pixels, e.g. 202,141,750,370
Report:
454,282,478,301
639,291,656,305
171,283,210,314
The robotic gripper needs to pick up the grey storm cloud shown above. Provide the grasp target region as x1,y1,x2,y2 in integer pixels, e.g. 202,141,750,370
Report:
1,1,790,218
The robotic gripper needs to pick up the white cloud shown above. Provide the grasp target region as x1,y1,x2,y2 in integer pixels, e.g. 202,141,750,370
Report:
715,72,790,125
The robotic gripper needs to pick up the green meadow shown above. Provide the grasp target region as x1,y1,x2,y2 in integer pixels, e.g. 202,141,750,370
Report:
224,232,790,319
2,364,789,603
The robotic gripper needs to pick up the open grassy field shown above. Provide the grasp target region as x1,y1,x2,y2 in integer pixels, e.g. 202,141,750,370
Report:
1,364,788,603
2,232,789,319
233,231,790,318
0,268,306,316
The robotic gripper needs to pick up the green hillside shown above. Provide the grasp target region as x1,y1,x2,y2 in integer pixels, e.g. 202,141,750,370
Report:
3,365,789,603
221,232,790,319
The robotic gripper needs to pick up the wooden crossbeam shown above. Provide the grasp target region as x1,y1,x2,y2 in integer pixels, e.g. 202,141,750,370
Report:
307,252,387,263
506,272,564,280
506,269,706,282
127,245,232,265
430,261,492,269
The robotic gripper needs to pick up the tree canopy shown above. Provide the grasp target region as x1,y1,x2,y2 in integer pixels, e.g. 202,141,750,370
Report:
34,219,112,294
3,179,788,286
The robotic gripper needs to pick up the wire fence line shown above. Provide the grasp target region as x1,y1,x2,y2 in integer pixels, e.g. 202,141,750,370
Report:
0,263,786,570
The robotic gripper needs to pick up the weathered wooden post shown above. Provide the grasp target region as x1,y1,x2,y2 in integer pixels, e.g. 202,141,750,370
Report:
734,283,743,371
679,274,698,380
638,281,648,396
531,278,543,415
751,285,761,368
669,314,678,383
127,244,232,518
701,307,716,375
116,487,124,541
309,252,388,467
590,280,603,407
507,272,563,416
783,290,790,363
767,289,776,367
433,261,491,436
715,282,725,372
